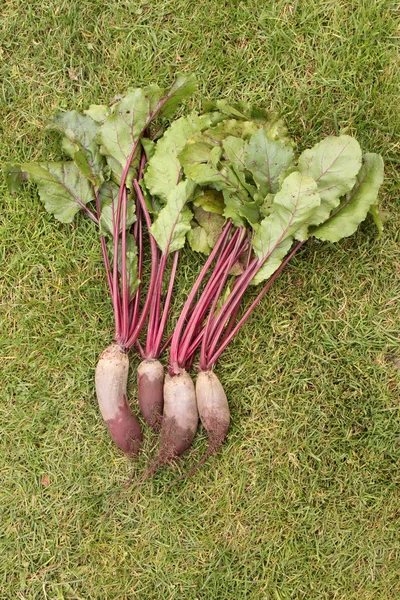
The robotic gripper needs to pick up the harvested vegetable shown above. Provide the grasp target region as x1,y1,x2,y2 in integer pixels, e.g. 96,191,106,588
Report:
5,81,385,481
5,74,198,455
162,105,384,475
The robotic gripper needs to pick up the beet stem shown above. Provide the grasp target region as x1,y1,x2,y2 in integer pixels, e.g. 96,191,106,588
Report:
153,250,179,357
199,229,246,370
207,241,305,368
175,226,243,367
169,222,232,370
125,180,159,347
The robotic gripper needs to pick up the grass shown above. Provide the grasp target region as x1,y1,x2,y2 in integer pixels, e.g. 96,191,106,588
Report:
1,0,399,598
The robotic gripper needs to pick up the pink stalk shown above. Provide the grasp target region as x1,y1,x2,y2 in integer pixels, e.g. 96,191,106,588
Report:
125,180,159,347
78,201,99,224
158,300,199,356
214,240,253,350
176,227,245,361
145,253,165,357
131,198,143,327
109,78,190,348
93,190,114,300
205,260,260,361
121,187,129,343
205,194,303,351
136,339,146,359
205,256,259,347
199,230,246,370
169,222,232,371
206,241,305,368
153,250,179,356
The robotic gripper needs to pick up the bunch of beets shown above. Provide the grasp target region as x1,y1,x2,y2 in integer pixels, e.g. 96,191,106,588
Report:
6,74,384,479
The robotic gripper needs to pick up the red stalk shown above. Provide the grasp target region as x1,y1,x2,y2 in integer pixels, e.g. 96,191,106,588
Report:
153,250,179,357
125,180,159,347
94,190,114,300
205,260,259,361
176,227,245,361
199,230,246,370
120,187,129,344
169,222,232,371
206,241,305,368
145,252,165,357
131,197,143,327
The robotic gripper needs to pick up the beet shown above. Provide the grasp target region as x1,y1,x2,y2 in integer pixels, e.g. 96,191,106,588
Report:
95,343,142,456
196,370,230,453
137,359,164,431
160,368,198,459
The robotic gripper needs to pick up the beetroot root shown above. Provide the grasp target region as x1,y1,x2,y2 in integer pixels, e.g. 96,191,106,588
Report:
95,343,143,456
137,359,165,431
160,368,198,460
196,370,230,453
166,370,229,489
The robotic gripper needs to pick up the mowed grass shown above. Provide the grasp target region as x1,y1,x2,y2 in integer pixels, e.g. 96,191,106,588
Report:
1,1,399,598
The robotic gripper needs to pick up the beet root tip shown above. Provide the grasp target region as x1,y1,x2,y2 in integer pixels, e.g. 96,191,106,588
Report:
95,343,143,456
159,368,198,461
196,370,230,454
137,359,165,431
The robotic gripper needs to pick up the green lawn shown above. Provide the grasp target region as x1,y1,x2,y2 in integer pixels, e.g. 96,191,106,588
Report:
1,1,399,598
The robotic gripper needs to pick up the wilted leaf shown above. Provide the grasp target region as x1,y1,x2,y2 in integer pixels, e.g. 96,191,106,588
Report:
46,110,105,189
193,189,225,214
193,205,226,248
187,226,211,254
84,104,110,123
369,203,383,239
3,164,28,193
157,73,197,118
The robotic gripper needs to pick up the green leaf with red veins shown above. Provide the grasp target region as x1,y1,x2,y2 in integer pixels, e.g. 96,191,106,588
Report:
46,110,105,190
150,179,196,254
98,181,136,237
98,85,163,184
252,171,320,284
311,153,384,242
245,127,295,196
298,135,362,224
10,162,95,223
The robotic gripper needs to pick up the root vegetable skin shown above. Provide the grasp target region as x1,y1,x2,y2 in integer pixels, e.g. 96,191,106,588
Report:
137,359,165,431
166,370,230,488
196,370,230,451
95,343,143,456
161,368,198,458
